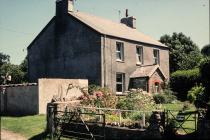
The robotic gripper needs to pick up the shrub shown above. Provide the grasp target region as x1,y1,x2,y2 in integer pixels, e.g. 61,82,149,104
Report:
199,58,210,103
187,84,205,103
116,90,157,111
182,101,191,111
80,85,118,108
153,89,177,104
153,94,166,104
170,68,200,100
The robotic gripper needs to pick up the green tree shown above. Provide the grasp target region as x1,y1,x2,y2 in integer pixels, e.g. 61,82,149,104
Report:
0,63,24,84
0,52,28,84
0,52,10,67
19,56,28,82
201,44,210,57
160,32,202,73
199,57,210,102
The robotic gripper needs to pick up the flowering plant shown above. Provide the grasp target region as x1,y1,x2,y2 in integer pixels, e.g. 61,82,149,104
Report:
79,85,117,108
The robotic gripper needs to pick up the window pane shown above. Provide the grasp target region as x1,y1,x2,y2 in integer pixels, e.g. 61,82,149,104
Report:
116,84,122,92
136,47,143,64
116,42,124,61
131,78,147,91
116,52,121,60
153,49,159,64
116,74,122,82
117,45,121,51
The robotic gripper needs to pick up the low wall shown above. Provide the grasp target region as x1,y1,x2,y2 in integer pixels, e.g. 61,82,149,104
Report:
0,79,88,115
0,84,38,115
38,78,88,114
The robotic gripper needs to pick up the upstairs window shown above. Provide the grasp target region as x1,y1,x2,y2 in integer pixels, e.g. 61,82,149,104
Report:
136,46,143,65
116,73,125,94
153,49,160,65
116,42,124,61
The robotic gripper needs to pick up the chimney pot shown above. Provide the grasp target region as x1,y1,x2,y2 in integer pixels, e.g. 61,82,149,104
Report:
126,9,128,17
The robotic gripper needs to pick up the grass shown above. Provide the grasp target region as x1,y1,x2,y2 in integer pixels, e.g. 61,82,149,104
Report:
0,101,197,138
1,115,46,139
162,101,196,111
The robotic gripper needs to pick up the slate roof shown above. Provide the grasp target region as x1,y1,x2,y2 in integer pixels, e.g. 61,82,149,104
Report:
130,65,166,79
69,11,167,47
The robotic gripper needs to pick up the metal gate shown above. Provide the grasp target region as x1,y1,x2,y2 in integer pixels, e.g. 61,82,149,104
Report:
53,108,106,140
165,110,198,135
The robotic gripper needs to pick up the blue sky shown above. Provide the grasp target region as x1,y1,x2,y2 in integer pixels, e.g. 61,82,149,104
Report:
0,0,209,64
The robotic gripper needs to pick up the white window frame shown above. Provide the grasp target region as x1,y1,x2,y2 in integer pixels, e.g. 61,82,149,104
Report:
153,49,160,65
136,46,143,65
116,73,125,94
116,42,124,61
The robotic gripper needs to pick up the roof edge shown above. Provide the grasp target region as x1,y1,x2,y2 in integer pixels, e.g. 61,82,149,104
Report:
68,12,167,48
149,65,167,79
27,16,55,50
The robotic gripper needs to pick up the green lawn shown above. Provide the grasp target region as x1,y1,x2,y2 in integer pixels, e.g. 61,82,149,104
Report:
1,115,47,139
1,102,197,138
162,102,196,111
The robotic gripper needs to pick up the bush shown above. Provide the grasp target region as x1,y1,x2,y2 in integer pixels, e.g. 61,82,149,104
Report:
187,84,205,103
199,58,210,102
153,94,166,104
170,68,200,100
116,90,157,111
79,85,118,108
153,89,177,104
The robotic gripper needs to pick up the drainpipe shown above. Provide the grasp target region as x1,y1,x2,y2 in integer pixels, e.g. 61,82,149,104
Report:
103,34,106,87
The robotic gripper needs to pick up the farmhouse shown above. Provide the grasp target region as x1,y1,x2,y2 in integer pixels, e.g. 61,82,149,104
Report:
27,0,169,94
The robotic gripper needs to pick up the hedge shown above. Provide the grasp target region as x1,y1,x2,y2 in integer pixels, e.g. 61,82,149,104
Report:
170,68,201,100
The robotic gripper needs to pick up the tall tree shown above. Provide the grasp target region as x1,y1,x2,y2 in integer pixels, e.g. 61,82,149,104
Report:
201,44,210,57
19,56,28,82
0,52,28,84
160,32,202,73
0,52,10,67
0,63,24,84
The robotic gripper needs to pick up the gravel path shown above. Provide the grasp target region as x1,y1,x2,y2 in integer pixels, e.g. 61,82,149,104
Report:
1,129,27,140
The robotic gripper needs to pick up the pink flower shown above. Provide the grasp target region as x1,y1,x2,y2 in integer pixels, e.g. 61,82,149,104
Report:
95,91,103,97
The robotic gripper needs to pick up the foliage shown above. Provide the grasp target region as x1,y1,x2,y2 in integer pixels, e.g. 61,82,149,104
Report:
19,56,28,82
80,85,117,108
187,84,205,103
199,57,210,104
201,44,210,57
153,89,177,104
0,52,28,84
116,90,157,111
170,68,200,100
1,115,46,139
160,32,202,73
153,94,166,104
0,63,25,84
0,52,10,67
106,114,119,122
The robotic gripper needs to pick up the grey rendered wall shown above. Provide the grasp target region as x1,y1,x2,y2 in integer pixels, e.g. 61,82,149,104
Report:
4,86,38,115
102,36,169,93
0,88,5,113
28,20,56,82
28,16,101,85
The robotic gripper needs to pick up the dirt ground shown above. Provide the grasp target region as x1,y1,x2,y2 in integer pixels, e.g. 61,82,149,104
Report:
1,129,27,140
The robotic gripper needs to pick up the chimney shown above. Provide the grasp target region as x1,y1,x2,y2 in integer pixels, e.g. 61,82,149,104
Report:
55,0,73,33
56,0,73,17
120,9,136,29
